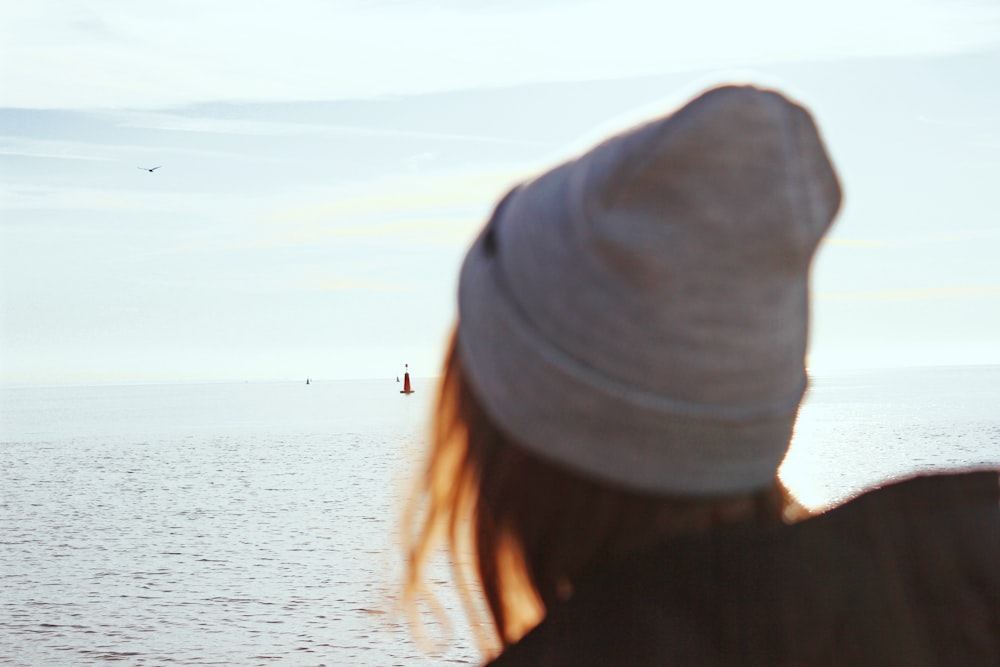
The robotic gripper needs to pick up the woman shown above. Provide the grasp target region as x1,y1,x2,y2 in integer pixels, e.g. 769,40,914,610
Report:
402,85,999,665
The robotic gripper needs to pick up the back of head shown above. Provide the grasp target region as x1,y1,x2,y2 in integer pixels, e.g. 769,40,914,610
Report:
458,85,841,495
404,84,842,651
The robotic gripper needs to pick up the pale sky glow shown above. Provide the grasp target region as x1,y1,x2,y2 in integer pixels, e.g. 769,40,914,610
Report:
3,0,1000,108
2,0,999,383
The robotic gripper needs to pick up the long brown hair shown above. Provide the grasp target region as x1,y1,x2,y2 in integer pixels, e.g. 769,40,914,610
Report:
402,331,796,652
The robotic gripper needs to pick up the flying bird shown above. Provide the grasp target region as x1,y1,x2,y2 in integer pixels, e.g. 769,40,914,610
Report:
138,166,161,173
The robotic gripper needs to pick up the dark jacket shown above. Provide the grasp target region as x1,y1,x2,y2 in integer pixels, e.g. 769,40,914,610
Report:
488,471,1000,666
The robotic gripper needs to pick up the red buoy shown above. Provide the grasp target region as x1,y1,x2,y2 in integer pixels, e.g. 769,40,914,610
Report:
400,364,414,394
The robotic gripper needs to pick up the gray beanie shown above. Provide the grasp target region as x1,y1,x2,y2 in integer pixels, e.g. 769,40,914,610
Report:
456,85,842,495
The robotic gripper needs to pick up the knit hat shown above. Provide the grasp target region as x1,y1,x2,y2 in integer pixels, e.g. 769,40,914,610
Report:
456,85,841,495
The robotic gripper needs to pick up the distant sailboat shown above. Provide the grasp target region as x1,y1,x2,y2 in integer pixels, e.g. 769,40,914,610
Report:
400,364,414,394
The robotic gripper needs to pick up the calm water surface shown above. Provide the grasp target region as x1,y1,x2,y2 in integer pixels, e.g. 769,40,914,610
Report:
2,367,998,665
1,380,475,666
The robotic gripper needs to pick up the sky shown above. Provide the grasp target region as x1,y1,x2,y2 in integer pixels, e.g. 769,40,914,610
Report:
1,0,999,384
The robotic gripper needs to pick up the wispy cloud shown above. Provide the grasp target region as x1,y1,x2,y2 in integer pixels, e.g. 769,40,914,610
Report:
110,111,537,145
916,114,979,128
0,135,271,165
0,183,250,213
823,238,887,249
261,166,525,226
824,230,1000,249
237,166,529,250
818,285,1000,301
239,217,480,251
0,137,114,162
0,184,132,211
301,277,412,292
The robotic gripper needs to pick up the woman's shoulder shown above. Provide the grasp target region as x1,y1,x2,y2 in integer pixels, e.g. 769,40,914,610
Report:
487,470,1000,667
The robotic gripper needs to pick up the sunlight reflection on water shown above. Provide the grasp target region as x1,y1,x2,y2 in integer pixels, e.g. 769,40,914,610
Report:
781,365,1000,510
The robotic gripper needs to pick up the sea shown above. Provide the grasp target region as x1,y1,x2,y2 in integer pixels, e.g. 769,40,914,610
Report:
2,365,998,666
